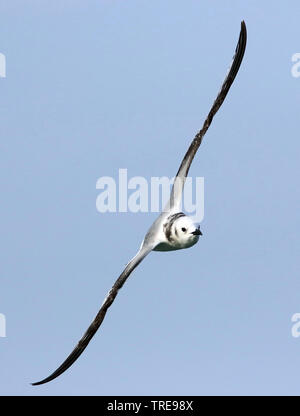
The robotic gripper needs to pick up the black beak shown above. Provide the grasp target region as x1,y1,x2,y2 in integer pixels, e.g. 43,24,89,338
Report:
191,227,202,236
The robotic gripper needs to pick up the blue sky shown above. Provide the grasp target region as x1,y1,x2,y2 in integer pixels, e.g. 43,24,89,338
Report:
1,0,300,395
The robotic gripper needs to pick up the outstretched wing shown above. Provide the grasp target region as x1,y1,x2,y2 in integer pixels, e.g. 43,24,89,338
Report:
32,244,153,385
168,21,247,211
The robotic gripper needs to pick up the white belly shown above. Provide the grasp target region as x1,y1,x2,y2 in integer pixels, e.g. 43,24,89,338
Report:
154,238,198,252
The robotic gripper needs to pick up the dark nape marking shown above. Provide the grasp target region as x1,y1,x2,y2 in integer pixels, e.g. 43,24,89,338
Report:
164,212,186,242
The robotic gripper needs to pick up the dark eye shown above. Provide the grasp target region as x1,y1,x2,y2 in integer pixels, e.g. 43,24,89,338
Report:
181,227,187,232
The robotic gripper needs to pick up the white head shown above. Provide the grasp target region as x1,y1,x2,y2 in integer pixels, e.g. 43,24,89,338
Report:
164,213,202,250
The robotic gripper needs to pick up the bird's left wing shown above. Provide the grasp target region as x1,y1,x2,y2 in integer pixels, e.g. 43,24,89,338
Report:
32,244,154,385
167,21,247,211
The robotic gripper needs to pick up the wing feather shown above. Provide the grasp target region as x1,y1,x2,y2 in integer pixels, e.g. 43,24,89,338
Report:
32,246,153,385
168,21,247,211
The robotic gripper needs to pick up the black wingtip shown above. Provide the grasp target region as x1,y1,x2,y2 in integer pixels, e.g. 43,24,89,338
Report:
31,377,54,386
31,369,65,385
31,380,46,386
240,21,247,41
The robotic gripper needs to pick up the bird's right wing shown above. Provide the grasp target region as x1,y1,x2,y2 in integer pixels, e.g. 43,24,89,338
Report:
167,21,247,211
32,244,154,386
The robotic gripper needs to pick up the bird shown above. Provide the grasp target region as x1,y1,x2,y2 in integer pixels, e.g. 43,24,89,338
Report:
32,21,247,385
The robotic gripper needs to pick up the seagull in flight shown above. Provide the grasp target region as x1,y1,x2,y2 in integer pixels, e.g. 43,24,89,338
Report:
32,21,247,385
